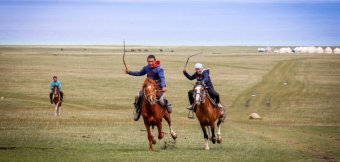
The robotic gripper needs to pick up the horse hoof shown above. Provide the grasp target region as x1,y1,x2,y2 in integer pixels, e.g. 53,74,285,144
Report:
171,133,177,140
158,132,164,140
212,137,217,144
217,136,222,144
152,138,157,144
205,146,210,150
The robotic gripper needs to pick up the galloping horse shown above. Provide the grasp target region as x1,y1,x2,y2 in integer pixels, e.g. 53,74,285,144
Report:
141,78,177,151
193,81,223,150
52,86,62,116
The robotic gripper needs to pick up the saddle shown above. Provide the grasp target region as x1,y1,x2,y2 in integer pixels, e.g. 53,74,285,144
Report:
204,90,218,108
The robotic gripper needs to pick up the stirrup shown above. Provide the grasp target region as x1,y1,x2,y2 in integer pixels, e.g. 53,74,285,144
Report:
186,105,194,110
133,110,141,121
166,104,172,113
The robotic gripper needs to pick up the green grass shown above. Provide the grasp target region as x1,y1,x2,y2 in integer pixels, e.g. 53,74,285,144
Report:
0,45,339,161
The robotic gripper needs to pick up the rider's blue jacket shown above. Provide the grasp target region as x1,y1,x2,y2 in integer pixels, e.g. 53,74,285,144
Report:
183,69,214,89
128,64,166,88
50,81,62,90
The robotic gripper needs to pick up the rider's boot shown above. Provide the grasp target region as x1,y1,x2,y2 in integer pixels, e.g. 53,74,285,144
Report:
133,95,143,121
165,99,172,113
186,104,194,111
49,93,53,104
217,103,226,122
60,92,64,102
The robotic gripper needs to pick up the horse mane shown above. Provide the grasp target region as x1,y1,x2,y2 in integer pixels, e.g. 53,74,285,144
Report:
143,78,156,88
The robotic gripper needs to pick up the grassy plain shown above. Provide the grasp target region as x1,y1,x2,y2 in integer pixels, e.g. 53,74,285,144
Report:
0,45,339,161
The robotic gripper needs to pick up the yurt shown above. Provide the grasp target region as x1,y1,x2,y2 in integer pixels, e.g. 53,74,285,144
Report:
293,47,303,53
300,47,307,53
258,48,266,52
334,48,340,54
265,47,272,52
316,47,324,54
306,46,316,53
325,47,333,54
279,47,292,53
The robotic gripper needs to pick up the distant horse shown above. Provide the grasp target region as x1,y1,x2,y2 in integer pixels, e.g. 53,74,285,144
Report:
141,78,177,151
52,86,62,116
193,81,223,150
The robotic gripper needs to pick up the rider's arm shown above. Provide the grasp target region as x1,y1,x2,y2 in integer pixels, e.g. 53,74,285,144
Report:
50,82,54,90
128,66,147,76
158,68,166,88
58,81,62,90
202,70,211,84
183,70,197,80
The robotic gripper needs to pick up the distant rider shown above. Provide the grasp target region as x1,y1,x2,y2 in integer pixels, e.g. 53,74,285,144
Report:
49,76,63,104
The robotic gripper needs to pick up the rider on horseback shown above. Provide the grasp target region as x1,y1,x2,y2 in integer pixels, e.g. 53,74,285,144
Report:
49,76,64,104
183,63,225,116
126,55,172,121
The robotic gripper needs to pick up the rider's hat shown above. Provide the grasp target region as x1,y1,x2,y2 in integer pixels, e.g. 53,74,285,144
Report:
53,76,57,79
194,63,204,69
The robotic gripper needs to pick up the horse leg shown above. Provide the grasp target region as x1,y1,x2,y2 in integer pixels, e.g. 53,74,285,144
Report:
151,125,157,144
58,105,61,116
210,124,217,144
156,121,164,140
200,124,209,150
206,126,211,140
54,104,58,117
145,124,154,151
217,119,222,144
163,113,177,140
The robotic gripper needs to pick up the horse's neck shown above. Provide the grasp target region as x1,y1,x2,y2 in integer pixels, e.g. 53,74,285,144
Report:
197,96,213,112
54,88,59,94
142,99,161,115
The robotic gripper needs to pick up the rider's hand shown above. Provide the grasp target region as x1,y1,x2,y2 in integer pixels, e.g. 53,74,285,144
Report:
162,87,167,92
125,69,129,74
183,69,186,73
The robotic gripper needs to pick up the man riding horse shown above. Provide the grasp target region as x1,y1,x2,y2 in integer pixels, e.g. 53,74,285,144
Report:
126,55,172,121
49,76,64,104
183,63,225,117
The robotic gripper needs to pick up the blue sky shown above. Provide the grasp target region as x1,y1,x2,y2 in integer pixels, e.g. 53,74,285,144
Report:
0,0,340,45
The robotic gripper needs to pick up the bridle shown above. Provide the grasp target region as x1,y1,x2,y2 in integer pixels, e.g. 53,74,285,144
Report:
53,86,59,96
144,81,162,105
193,82,206,104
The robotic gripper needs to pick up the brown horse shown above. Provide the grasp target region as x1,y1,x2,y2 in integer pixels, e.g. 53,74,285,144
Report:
141,78,177,151
52,86,62,116
193,81,223,150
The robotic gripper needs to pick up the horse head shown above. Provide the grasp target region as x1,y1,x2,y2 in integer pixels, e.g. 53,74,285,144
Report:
53,86,60,97
143,78,157,105
193,81,206,105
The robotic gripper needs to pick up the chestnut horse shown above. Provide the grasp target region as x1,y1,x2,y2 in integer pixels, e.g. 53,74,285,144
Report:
193,81,223,150
52,86,62,116
141,78,177,151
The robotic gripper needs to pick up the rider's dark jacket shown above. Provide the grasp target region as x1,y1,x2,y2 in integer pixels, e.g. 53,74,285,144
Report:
183,69,214,89
128,61,166,88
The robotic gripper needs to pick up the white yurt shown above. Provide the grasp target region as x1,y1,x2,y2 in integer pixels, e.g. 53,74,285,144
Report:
266,47,272,52
316,47,324,54
300,47,307,53
258,48,266,52
293,47,303,53
325,47,333,54
274,49,279,53
279,47,292,53
306,46,317,53
334,48,340,54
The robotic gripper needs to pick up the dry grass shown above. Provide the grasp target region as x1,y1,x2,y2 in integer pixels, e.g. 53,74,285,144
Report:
0,45,339,161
